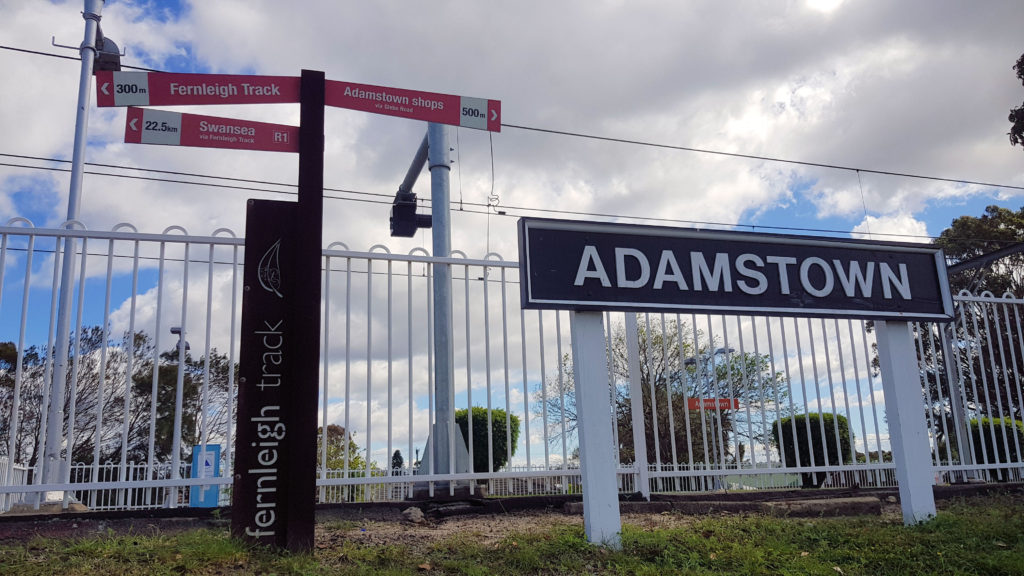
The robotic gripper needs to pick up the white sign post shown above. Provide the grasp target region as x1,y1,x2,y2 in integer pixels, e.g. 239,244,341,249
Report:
875,321,937,523
571,311,622,548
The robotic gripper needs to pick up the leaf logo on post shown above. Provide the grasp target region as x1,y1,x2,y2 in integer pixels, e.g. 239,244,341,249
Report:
258,239,284,298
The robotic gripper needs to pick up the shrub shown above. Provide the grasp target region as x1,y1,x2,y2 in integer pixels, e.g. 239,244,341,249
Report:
968,417,1024,481
455,407,521,473
771,413,853,488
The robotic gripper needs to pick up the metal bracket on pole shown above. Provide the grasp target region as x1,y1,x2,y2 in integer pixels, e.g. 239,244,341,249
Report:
390,134,433,237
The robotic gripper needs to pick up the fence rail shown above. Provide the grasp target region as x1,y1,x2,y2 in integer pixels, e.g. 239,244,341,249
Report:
1,221,1022,511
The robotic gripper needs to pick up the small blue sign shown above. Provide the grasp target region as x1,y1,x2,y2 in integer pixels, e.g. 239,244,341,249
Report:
190,444,222,508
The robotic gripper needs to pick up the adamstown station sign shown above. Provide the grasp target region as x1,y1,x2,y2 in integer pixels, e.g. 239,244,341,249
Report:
518,217,953,545
518,218,954,321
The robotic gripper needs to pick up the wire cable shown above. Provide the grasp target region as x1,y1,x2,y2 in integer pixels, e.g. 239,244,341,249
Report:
1,44,163,72
3,44,1019,192
501,123,1024,192
0,156,938,238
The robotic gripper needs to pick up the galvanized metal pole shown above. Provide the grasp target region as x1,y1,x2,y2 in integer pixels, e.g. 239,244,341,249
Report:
42,0,104,504
428,122,455,480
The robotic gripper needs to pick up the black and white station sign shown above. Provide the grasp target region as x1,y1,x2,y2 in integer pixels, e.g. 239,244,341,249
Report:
518,218,953,321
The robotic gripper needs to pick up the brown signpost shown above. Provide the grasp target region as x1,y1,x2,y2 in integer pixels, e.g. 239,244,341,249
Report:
230,70,324,552
232,198,298,547
119,68,325,552
120,68,500,550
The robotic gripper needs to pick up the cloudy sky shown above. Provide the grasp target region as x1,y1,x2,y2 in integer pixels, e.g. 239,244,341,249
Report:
1,1,1022,466
1,0,1022,257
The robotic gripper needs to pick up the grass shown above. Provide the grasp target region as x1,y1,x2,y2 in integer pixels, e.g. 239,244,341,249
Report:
1,493,1022,575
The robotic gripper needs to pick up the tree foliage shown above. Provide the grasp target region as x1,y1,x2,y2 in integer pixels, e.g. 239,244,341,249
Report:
455,407,520,473
935,205,1024,295
1010,53,1024,149
771,413,854,488
913,206,1024,440
316,424,366,471
968,417,1023,481
0,328,235,467
538,317,789,469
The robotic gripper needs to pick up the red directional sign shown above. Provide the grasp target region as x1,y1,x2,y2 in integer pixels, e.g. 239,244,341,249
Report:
124,107,299,153
97,71,301,107
687,398,740,411
325,80,501,132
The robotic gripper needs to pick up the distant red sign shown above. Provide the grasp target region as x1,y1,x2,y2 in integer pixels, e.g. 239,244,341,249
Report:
687,398,740,411
124,107,299,153
97,71,301,107
325,80,500,132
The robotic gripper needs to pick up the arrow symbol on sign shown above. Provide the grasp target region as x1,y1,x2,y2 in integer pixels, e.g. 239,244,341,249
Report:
491,110,498,121
129,118,138,131
101,82,110,96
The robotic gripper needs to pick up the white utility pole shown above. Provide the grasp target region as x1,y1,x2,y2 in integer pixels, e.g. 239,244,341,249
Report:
41,0,104,506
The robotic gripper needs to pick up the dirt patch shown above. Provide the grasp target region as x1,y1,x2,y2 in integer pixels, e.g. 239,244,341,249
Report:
4,484,1017,550
317,509,582,554
315,502,906,554
0,514,228,544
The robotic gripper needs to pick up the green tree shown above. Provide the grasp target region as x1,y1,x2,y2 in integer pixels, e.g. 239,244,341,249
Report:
936,205,1024,295
127,336,235,463
771,413,854,488
1009,53,1024,149
0,341,38,464
938,417,1024,481
913,206,1024,441
1,328,135,467
316,424,368,502
1,328,235,467
316,424,366,471
455,407,520,473
539,317,789,470
969,417,1023,481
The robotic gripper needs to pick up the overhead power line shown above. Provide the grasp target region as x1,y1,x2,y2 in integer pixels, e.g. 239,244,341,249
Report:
0,44,161,71
0,153,937,240
501,124,1024,192
4,153,1020,244
2,43,1022,242
0,156,496,216
3,43,1021,192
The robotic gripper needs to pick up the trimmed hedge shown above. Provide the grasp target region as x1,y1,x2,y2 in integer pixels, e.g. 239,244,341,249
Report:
969,417,1024,481
455,407,521,473
771,413,854,488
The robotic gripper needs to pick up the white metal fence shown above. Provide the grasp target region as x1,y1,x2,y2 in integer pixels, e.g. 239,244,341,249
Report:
1,220,1022,511
0,455,29,512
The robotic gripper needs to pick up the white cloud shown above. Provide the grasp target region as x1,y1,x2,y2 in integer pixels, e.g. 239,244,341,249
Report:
852,213,929,241
5,0,1022,244
3,0,1021,479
